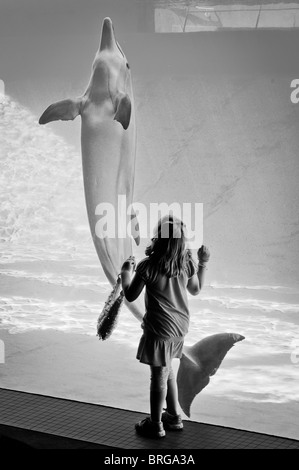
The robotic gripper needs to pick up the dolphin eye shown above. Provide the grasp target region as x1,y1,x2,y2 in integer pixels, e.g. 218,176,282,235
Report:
126,63,130,69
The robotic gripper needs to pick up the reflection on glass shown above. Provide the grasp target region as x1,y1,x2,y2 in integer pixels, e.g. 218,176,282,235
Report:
149,1,299,31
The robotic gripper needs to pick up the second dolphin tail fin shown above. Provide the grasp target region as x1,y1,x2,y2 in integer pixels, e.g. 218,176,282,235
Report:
39,98,82,125
177,333,245,417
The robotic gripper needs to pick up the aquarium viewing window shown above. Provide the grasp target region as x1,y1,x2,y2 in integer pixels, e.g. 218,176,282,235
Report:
154,2,299,31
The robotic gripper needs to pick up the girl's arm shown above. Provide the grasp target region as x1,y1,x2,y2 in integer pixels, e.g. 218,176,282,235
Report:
187,246,210,296
187,265,206,295
121,257,145,302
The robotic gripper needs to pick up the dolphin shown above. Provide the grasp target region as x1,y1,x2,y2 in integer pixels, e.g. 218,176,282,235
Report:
39,17,143,321
39,17,245,415
177,333,245,417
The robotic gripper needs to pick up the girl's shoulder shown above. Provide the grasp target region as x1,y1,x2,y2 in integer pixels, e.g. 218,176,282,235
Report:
136,257,150,283
136,255,196,282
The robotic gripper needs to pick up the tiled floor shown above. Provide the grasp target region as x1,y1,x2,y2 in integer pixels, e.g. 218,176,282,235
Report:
0,388,298,449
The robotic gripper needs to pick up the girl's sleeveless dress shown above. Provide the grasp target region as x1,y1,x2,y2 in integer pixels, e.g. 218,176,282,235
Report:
135,257,195,367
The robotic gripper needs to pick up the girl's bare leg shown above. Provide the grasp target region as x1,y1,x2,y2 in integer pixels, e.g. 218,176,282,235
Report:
166,364,180,416
150,366,169,422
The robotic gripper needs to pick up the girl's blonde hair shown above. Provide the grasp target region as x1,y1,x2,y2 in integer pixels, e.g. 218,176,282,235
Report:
144,215,190,282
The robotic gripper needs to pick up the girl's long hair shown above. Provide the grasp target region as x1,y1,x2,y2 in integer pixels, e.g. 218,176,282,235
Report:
144,215,190,282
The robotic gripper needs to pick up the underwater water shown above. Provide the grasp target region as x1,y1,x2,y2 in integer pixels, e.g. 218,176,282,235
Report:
1,95,299,409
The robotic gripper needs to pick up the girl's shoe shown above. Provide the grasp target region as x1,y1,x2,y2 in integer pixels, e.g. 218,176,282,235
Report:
135,417,166,438
162,410,183,430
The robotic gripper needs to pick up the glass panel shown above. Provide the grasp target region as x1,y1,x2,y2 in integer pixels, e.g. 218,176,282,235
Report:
150,1,299,31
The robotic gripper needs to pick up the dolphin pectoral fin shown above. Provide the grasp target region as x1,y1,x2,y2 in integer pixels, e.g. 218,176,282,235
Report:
113,93,131,130
39,98,81,125
178,333,245,417
130,208,140,246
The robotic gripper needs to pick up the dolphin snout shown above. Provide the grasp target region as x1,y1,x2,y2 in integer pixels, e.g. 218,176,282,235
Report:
100,17,116,51
103,17,113,27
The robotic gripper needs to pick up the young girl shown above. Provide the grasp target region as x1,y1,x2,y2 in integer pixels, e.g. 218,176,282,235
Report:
121,215,210,438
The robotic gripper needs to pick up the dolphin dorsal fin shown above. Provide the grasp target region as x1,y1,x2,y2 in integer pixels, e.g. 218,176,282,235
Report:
114,93,131,130
39,98,81,125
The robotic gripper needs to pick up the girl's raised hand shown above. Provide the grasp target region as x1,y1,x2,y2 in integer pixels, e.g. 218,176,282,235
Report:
197,245,210,264
121,255,136,272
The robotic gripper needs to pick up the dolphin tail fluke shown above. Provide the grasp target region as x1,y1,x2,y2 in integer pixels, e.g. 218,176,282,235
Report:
177,354,210,418
114,93,131,130
39,98,81,125
177,333,245,417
